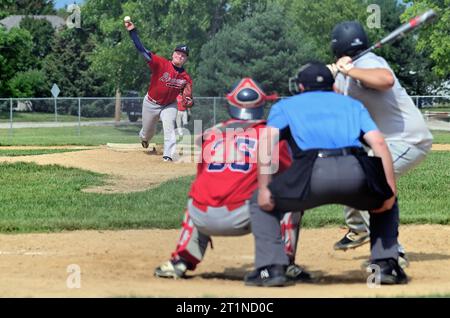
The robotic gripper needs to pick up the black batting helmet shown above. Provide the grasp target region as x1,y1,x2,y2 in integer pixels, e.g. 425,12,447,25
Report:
331,21,368,58
226,78,278,120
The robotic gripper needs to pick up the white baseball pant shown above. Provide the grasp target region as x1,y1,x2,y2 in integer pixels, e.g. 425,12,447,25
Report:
176,110,189,136
139,95,177,159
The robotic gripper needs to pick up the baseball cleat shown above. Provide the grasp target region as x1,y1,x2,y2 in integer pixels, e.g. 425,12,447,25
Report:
141,140,149,149
333,230,370,251
285,264,313,283
368,258,408,285
244,265,294,287
154,260,187,279
162,156,173,162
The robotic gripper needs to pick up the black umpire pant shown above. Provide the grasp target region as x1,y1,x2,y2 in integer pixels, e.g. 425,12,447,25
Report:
250,154,399,269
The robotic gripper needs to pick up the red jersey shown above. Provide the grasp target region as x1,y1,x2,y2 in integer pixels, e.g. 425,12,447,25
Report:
189,119,292,208
177,94,187,111
147,54,192,106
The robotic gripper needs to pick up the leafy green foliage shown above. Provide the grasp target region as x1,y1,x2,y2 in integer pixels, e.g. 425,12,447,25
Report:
284,0,369,61
0,0,55,18
0,28,34,96
196,2,315,95
19,16,55,61
0,0,447,97
42,28,109,97
402,0,450,78
7,69,48,97
372,0,440,95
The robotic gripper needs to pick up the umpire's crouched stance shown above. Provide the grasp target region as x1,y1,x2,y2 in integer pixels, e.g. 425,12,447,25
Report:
245,62,407,287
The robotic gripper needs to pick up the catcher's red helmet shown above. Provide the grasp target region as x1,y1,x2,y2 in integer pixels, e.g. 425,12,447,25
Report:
225,78,278,120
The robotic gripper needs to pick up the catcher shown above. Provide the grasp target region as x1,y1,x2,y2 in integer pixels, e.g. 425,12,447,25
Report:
154,78,311,282
124,16,193,162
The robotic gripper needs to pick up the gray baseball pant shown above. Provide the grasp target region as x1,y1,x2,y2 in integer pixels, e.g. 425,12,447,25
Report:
344,140,431,234
139,96,177,158
175,200,303,268
251,156,400,269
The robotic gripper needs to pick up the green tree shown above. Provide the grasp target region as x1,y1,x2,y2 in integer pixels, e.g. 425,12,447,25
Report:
8,69,48,97
85,0,275,96
42,28,109,97
284,0,370,61
196,3,315,95
0,0,55,18
401,0,450,78
84,0,147,96
283,0,439,94
365,0,439,95
19,16,55,61
0,27,34,97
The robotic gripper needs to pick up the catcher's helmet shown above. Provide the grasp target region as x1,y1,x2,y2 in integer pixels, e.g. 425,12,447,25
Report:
331,21,368,58
226,78,278,120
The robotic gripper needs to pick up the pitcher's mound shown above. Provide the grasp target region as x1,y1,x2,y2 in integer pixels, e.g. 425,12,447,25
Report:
106,143,159,152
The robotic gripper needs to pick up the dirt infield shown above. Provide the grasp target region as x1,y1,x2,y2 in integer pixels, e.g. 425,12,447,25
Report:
0,225,449,297
432,144,450,151
0,144,449,297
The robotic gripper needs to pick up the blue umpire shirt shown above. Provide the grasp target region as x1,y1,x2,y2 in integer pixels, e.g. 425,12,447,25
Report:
267,91,379,150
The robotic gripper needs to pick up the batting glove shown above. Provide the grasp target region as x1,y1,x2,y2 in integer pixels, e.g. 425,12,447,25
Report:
336,56,354,75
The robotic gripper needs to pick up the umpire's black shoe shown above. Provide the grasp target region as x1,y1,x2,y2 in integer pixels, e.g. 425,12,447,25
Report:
244,265,294,287
370,258,408,285
141,140,149,149
286,263,313,283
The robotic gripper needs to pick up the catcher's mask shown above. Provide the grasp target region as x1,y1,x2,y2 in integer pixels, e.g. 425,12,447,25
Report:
226,78,278,120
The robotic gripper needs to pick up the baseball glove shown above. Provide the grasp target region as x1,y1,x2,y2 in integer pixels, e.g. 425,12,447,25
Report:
182,83,194,108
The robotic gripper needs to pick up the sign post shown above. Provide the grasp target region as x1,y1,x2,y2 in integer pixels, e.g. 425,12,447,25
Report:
51,83,60,122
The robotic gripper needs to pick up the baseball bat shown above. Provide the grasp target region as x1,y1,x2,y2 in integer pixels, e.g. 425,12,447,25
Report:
352,9,437,61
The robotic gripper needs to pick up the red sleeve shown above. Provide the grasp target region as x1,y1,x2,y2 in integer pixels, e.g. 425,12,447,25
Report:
147,54,164,71
185,74,192,85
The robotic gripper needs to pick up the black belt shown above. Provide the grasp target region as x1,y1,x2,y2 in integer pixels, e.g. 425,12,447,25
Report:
317,147,366,158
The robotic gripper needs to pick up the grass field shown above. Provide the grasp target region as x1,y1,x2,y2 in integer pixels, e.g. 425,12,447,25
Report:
0,162,191,233
0,149,90,156
432,131,450,144
0,150,448,233
0,112,120,123
0,123,448,146
0,126,164,146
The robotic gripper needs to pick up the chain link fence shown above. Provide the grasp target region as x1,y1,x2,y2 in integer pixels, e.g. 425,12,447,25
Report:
1,95,449,138
413,96,450,122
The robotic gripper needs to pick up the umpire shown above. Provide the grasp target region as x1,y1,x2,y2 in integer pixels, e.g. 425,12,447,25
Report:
245,61,407,287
